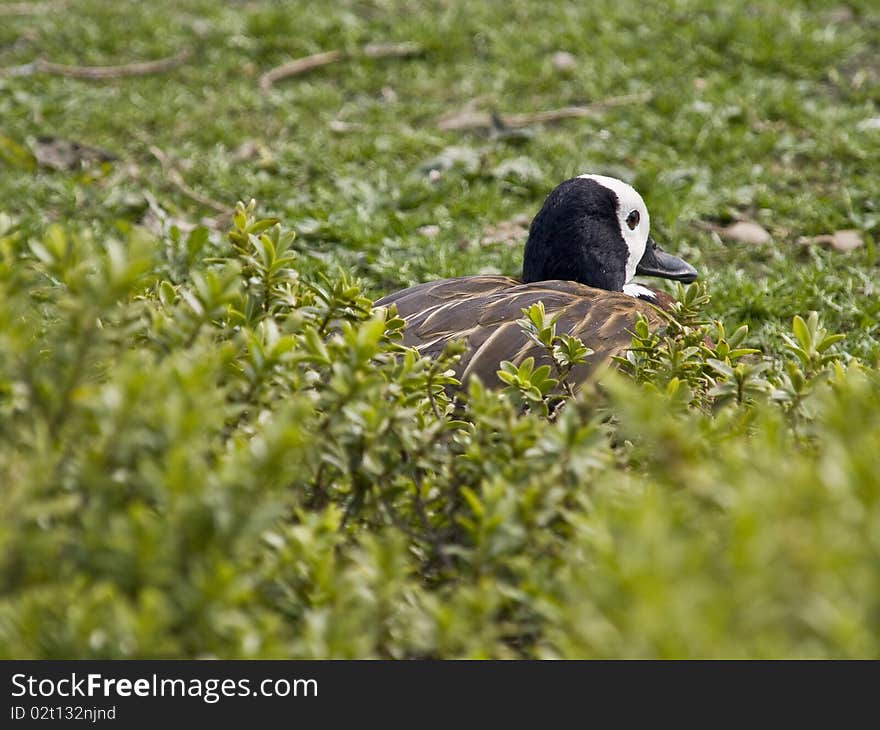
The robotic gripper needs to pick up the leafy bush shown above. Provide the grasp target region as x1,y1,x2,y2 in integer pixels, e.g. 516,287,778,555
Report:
0,206,877,658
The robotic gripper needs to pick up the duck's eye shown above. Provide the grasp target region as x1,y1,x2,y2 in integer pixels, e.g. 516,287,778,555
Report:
626,210,640,230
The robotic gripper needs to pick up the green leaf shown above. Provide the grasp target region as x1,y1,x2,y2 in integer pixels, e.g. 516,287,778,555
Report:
792,315,810,350
816,333,845,353
248,218,280,235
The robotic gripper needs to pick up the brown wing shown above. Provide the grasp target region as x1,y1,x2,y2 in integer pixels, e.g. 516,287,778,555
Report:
376,276,667,388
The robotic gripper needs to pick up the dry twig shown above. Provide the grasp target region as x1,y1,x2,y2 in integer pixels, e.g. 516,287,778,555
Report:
437,92,653,131
0,49,191,79
258,50,343,91
258,42,423,91
361,41,423,60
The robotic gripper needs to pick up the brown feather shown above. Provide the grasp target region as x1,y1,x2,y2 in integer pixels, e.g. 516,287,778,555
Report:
376,276,669,388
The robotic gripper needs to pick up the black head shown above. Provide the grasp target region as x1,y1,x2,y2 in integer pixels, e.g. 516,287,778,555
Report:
522,175,697,292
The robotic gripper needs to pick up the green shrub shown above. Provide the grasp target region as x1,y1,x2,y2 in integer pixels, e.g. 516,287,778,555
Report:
0,206,877,658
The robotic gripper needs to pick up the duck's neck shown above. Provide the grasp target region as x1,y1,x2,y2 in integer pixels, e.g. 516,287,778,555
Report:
522,215,628,291
521,178,629,291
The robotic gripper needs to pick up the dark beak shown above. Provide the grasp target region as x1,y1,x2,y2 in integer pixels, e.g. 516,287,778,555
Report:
636,236,698,283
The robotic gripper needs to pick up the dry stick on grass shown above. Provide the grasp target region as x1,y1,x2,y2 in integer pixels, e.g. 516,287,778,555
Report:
0,49,192,79
258,42,422,91
36,49,192,79
258,50,343,91
361,41,422,59
437,91,654,131
147,146,229,216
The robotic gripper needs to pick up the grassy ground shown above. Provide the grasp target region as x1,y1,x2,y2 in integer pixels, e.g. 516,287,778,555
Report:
1,0,878,359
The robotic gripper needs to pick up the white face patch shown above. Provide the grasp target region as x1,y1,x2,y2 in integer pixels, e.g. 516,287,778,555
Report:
578,174,650,284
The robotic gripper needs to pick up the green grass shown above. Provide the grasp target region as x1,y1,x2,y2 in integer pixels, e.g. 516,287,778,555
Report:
1,0,880,659
1,0,878,355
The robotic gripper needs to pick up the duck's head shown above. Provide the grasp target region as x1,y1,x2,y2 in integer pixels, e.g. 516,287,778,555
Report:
522,174,698,297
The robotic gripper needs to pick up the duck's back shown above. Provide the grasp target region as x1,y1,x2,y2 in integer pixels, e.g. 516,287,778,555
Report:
376,275,667,387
